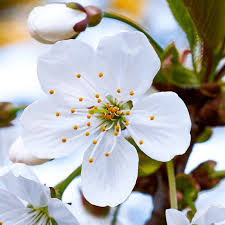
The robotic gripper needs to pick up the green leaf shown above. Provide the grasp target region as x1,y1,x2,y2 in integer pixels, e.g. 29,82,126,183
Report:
166,0,198,54
196,127,213,143
183,0,225,48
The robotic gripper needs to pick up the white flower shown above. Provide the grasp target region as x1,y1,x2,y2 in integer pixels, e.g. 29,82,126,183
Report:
0,164,79,225
28,3,87,44
9,137,50,165
166,206,225,225
21,31,191,207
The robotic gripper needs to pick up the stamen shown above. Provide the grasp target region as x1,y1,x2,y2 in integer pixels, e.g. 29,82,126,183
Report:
62,138,67,143
76,74,81,78
106,103,110,108
56,112,60,117
73,125,78,130
117,89,121,93
117,111,121,115
71,109,75,113
126,111,130,115
79,97,83,102
93,140,97,144
125,121,129,126
130,91,134,96
101,126,106,132
87,114,91,119
114,107,119,111
115,125,120,131
150,116,155,120
49,90,54,95
85,132,90,136
95,94,100,98
89,158,94,163
112,107,117,113
97,99,102,103
89,109,95,115
87,122,91,127
99,72,104,78
139,140,144,145
94,106,98,109
114,131,118,136
105,152,110,157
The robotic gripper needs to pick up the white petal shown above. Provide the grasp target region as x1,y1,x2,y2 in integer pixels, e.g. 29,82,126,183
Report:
48,198,79,225
95,31,161,99
28,3,86,43
21,96,99,159
81,131,138,207
9,137,50,165
192,205,225,225
166,209,190,225
128,92,191,162
0,171,50,208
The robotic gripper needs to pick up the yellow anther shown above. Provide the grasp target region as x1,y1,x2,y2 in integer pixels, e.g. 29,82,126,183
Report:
85,132,90,136
114,131,119,136
95,94,100,98
115,125,120,131
117,111,121,115
126,111,130,116
79,97,83,102
106,103,111,108
105,152,110,157
49,90,54,95
94,106,98,110
87,114,91,119
150,116,155,120
76,74,81,78
114,107,119,111
111,113,115,119
117,89,121,93
125,121,129,126
108,107,113,112
139,140,144,145
73,125,78,130
71,109,75,113
62,138,67,143
56,112,60,117
89,109,95,115
89,158,94,163
112,107,117,113
130,91,134,96
101,125,106,132
93,140,97,144
87,122,91,127
97,99,102,103
99,72,104,77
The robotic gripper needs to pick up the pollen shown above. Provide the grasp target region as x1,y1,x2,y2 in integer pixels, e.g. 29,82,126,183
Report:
79,97,83,102
97,99,102,103
130,91,134,96
99,72,104,77
71,109,76,113
139,140,144,145
117,89,121,93
117,111,121,115
125,121,129,126
56,112,60,117
49,90,54,95
115,125,120,131
73,125,78,130
85,132,90,136
62,138,67,143
105,152,110,157
101,126,106,132
93,140,97,144
87,114,91,119
76,74,81,78
112,107,117,113
95,94,100,98
87,122,91,127
89,158,94,163
94,106,98,110
106,103,110,108
150,116,155,120
126,111,130,115
114,131,118,136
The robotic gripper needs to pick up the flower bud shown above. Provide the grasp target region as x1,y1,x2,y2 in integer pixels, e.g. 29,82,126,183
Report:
27,3,88,44
85,6,103,27
9,137,50,165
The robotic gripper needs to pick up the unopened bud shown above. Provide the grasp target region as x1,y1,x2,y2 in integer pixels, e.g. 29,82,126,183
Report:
85,6,103,27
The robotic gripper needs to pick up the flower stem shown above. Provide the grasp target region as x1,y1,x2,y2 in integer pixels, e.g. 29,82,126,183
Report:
111,204,121,225
103,11,163,57
212,170,225,178
54,165,82,199
166,160,178,209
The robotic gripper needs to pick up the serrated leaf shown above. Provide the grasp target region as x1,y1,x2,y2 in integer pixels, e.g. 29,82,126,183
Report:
196,127,213,143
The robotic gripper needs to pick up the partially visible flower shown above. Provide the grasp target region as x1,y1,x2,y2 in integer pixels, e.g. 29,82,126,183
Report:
166,205,225,225
9,137,50,165
28,3,102,44
0,164,79,225
21,31,191,207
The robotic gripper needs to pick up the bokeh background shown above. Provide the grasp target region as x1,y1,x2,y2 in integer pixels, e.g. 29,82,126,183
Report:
0,0,225,224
